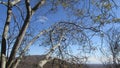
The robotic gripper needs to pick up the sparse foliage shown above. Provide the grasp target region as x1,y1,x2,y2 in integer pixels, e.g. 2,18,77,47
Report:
0,0,120,68
100,27,120,68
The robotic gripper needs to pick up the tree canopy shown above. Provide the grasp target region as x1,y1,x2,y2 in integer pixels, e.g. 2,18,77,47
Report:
0,0,120,68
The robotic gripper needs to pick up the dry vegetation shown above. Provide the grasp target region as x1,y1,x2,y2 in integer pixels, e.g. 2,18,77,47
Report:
17,55,120,68
17,55,88,68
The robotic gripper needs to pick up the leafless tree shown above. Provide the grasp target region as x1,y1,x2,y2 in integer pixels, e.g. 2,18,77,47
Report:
0,0,46,68
100,27,120,68
38,22,93,68
0,0,120,68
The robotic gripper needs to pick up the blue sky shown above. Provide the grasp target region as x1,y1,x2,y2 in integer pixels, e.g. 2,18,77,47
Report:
29,6,69,55
0,4,7,32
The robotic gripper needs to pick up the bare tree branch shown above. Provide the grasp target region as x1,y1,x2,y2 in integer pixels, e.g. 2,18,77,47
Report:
11,29,49,68
0,0,20,6
11,0,21,6
32,0,46,12
0,1,8,6
15,5,25,21
6,0,32,68
12,12,21,31
38,29,64,68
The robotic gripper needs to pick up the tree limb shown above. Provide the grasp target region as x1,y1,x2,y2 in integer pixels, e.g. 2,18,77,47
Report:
0,1,7,6
11,29,49,68
0,0,21,6
15,5,25,21
11,0,21,6
38,30,64,68
6,0,32,68
32,0,46,12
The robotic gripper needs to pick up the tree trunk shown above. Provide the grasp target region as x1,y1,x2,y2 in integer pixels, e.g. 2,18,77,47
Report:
1,1,12,68
0,0,46,68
